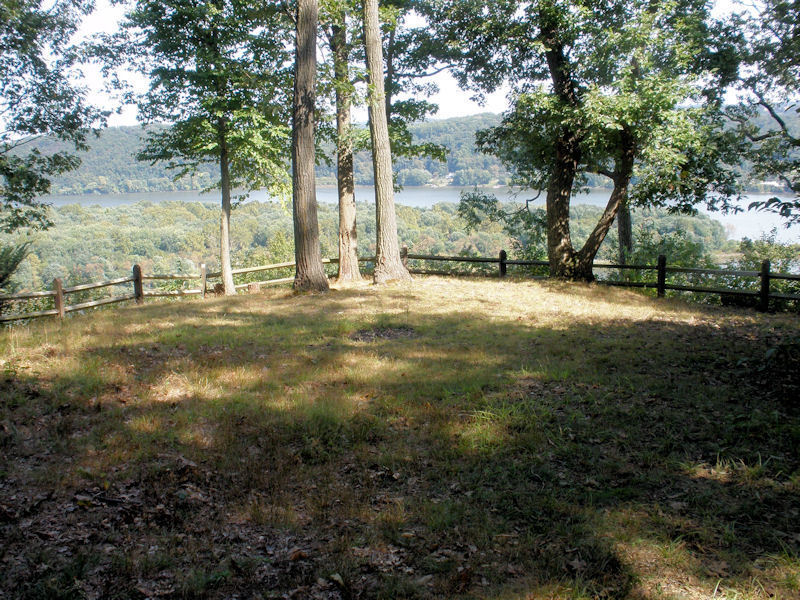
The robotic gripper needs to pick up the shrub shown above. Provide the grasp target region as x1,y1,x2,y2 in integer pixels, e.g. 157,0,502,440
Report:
0,243,30,312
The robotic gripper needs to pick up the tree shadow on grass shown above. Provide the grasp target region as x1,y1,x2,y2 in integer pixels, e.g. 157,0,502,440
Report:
1,288,798,599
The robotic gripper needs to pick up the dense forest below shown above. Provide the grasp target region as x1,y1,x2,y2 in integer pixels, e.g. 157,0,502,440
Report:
35,109,797,196
4,200,732,292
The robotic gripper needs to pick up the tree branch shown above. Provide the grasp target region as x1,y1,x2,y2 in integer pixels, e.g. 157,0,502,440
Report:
588,167,615,181
745,130,781,142
779,172,800,193
518,191,543,214
726,108,785,142
1,135,45,154
280,1,296,25
393,64,453,80
756,93,799,143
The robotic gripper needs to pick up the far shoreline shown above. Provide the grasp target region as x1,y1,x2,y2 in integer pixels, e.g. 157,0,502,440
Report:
39,187,798,243
46,182,791,198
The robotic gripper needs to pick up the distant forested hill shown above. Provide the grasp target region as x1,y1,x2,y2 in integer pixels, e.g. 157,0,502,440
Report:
39,124,218,194
44,115,511,195
318,113,510,187
36,108,800,195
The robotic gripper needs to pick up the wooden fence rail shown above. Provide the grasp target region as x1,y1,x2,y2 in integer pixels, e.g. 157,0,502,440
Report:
0,256,380,323
1,249,797,323
404,249,800,312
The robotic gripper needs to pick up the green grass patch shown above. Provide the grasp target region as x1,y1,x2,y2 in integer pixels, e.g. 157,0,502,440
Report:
0,277,798,599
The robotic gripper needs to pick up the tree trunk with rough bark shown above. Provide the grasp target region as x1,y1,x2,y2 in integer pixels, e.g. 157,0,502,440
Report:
384,27,396,121
363,0,410,284
545,134,581,279
573,131,636,280
331,15,361,283
574,180,630,279
539,10,637,282
217,118,236,295
292,0,329,292
617,199,633,265
544,131,636,281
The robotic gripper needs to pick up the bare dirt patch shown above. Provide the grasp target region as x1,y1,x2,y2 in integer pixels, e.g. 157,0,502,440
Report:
349,325,417,342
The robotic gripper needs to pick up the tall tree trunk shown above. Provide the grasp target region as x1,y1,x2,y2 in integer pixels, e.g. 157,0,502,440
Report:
384,27,396,121
616,54,642,267
332,15,361,282
546,134,583,279
218,118,236,295
292,0,329,292
363,0,410,284
574,130,637,280
538,11,636,281
540,10,589,280
574,181,629,280
617,199,633,265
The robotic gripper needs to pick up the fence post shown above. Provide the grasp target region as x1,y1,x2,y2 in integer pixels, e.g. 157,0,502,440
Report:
657,254,666,298
499,249,507,278
759,259,771,312
401,245,408,269
200,263,207,299
132,264,144,305
53,278,65,319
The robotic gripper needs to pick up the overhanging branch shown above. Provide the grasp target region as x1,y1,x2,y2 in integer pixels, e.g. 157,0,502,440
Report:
757,94,799,144
393,64,453,80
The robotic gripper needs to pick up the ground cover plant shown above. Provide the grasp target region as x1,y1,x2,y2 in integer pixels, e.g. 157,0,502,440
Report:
0,277,798,599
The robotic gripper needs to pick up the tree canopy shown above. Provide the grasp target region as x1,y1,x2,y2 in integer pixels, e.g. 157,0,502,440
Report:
379,0,452,163
729,0,800,225
103,0,293,200
0,0,101,233
97,0,294,293
429,0,744,279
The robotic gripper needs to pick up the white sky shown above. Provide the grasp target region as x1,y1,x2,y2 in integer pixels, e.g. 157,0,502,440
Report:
78,0,742,127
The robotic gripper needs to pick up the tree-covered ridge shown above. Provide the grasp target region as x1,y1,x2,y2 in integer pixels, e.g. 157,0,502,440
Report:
35,125,219,195
33,109,799,196
43,115,511,194
3,200,730,292
333,113,511,187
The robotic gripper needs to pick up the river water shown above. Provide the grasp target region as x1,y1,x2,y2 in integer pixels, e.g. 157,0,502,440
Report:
44,186,799,243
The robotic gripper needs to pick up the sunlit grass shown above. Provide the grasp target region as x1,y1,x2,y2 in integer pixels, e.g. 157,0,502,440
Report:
1,276,798,599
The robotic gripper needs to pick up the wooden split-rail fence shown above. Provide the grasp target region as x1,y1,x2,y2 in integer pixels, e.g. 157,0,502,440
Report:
405,249,800,311
0,257,368,323
1,247,798,323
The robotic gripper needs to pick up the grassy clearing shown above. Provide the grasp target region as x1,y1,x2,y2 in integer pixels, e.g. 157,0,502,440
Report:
1,277,798,599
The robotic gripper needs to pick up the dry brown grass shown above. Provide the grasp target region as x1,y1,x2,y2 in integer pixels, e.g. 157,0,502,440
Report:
1,276,798,599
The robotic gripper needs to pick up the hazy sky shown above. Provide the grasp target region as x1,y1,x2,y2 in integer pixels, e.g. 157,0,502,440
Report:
78,0,740,127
